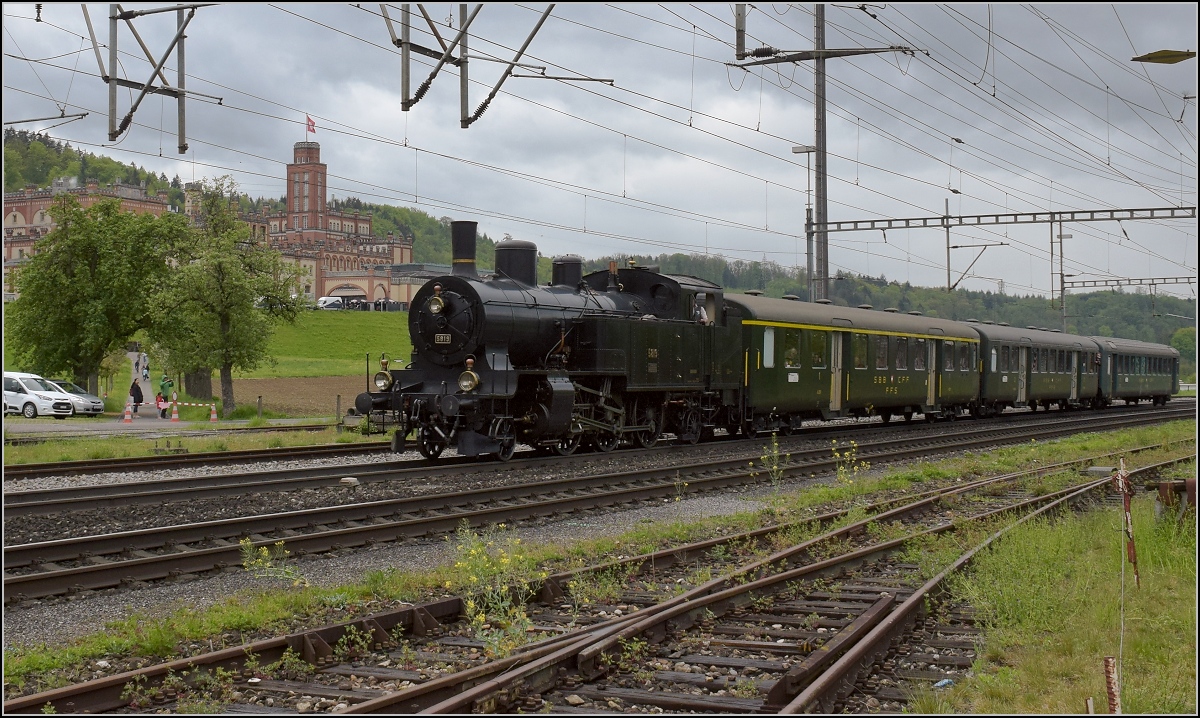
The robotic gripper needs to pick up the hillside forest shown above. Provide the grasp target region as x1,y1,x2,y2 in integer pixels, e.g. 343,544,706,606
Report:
6,130,1195,379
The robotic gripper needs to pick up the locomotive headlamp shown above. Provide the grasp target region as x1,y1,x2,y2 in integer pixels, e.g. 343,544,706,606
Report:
373,371,393,391
427,295,445,314
458,357,479,391
458,370,480,392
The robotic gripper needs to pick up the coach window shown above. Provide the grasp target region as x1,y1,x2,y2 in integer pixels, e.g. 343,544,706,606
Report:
944,341,956,371
852,334,868,369
1043,349,1051,373
875,336,889,370
1031,350,1039,373
810,332,827,368
990,347,998,373
999,346,1009,373
783,330,801,368
913,338,926,371
763,327,775,369
958,343,970,371
896,337,908,370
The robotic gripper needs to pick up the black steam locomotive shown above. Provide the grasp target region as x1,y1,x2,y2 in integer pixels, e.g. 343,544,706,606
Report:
356,221,1181,460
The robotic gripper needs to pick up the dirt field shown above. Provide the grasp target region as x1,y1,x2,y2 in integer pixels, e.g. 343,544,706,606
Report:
233,376,369,417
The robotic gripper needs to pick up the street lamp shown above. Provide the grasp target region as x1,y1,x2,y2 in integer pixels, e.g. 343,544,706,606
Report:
793,145,816,301
1131,49,1196,64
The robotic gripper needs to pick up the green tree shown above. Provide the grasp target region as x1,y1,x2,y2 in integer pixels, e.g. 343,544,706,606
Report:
149,177,305,416
1170,326,1196,380
5,195,188,387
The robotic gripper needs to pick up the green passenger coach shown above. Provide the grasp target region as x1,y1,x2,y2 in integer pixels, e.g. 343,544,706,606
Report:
723,295,980,434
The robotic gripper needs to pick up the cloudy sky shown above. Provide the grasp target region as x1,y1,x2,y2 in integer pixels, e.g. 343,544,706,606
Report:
3,3,1196,300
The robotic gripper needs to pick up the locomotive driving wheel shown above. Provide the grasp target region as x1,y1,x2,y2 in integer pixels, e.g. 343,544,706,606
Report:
593,431,620,453
593,396,624,453
416,425,446,460
678,408,701,445
554,434,581,456
631,399,660,449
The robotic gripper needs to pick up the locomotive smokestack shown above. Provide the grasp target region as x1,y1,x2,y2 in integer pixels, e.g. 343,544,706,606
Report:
451,220,478,278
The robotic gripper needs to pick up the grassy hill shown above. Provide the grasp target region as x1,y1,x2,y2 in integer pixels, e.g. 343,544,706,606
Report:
234,310,412,378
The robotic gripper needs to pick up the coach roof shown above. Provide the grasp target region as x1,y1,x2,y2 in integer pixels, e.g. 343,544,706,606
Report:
1088,336,1180,358
725,293,978,341
971,323,1097,350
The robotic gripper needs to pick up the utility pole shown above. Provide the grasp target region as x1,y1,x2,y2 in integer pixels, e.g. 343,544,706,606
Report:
731,4,911,303
945,198,951,291
814,5,828,302
1056,225,1072,331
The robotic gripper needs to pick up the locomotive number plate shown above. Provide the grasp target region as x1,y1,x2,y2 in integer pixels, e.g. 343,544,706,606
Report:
434,333,452,344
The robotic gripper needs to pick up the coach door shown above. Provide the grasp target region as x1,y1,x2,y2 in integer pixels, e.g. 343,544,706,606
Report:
1017,346,1028,403
926,339,937,405
830,331,844,412
1070,350,1079,401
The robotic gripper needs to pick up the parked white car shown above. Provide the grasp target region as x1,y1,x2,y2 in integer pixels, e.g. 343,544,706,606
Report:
3,372,75,419
316,296,344,310
48,379,107,417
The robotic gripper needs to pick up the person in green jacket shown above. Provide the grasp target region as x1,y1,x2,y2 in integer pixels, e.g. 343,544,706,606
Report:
158,375,174,418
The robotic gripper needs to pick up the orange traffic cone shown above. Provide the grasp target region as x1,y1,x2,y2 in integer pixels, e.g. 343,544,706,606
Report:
123,402,133,423
171,400,180,422
210,404,218,422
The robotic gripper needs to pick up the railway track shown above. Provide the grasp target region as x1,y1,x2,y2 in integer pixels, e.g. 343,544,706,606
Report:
2,437,391,479
4,407,1191,602
346,459,1183,715
3,457,1186,714
4,400,1189,481
5,405,1191,517
1,421,347,448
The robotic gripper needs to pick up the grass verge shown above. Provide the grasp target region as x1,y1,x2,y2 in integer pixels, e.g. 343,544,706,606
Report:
2,426,376,465
935,483,1196,714
3,420,1194,701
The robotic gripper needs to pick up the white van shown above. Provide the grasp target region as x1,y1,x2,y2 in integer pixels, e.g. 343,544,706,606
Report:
316,296,344,310
3,372,75,419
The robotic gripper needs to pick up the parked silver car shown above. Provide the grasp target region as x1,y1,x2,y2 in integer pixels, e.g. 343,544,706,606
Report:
3,372,74,418
49,380,107,417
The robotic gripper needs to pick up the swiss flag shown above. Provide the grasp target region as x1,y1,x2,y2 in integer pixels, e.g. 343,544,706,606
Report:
306,115,316,134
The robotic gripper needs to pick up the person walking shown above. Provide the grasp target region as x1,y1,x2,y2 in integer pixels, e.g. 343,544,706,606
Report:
134,356,141,376
129,379,144,417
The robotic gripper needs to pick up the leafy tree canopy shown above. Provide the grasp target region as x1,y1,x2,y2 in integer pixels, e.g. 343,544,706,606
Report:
5,194,190,385
147,177,306,416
